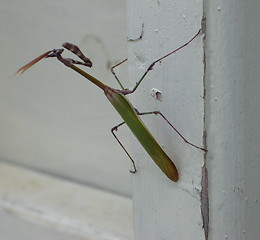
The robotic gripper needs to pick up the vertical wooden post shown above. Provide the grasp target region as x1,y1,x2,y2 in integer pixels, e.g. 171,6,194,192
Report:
205,0,260,239
127,0,260,239
126,0,206,239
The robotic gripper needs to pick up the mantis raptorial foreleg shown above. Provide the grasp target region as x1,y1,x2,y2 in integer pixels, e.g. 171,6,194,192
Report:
62,42,92,67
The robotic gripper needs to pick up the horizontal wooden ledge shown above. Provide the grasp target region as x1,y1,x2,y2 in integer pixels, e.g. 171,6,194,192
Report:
0,161,133,240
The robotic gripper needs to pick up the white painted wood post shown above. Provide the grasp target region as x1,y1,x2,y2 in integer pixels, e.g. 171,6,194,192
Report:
205,0,260,239
126,0,207,239
127,0,260,239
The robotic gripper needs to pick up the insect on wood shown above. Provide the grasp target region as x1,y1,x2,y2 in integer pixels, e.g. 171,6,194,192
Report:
16,29,206,182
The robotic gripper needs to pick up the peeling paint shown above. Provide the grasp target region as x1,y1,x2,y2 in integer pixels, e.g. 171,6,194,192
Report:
150,88,163,101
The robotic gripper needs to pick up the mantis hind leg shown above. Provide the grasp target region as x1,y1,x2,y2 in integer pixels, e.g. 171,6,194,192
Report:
111,121,137,173
137,110,207,152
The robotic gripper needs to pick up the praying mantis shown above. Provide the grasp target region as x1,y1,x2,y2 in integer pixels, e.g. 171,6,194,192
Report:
16,29,206,182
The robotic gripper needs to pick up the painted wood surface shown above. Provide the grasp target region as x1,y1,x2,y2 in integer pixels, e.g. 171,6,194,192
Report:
0,162,133,240
126,0,207,239
205,0,260,239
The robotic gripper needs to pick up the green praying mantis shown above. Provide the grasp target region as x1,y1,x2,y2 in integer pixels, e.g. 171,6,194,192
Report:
16,29,206,182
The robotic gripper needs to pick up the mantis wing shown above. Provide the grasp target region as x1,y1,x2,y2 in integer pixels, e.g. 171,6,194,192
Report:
106,89,179,182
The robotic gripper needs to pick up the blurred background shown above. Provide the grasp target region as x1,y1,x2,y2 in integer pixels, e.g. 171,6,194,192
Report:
0,0,132,197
